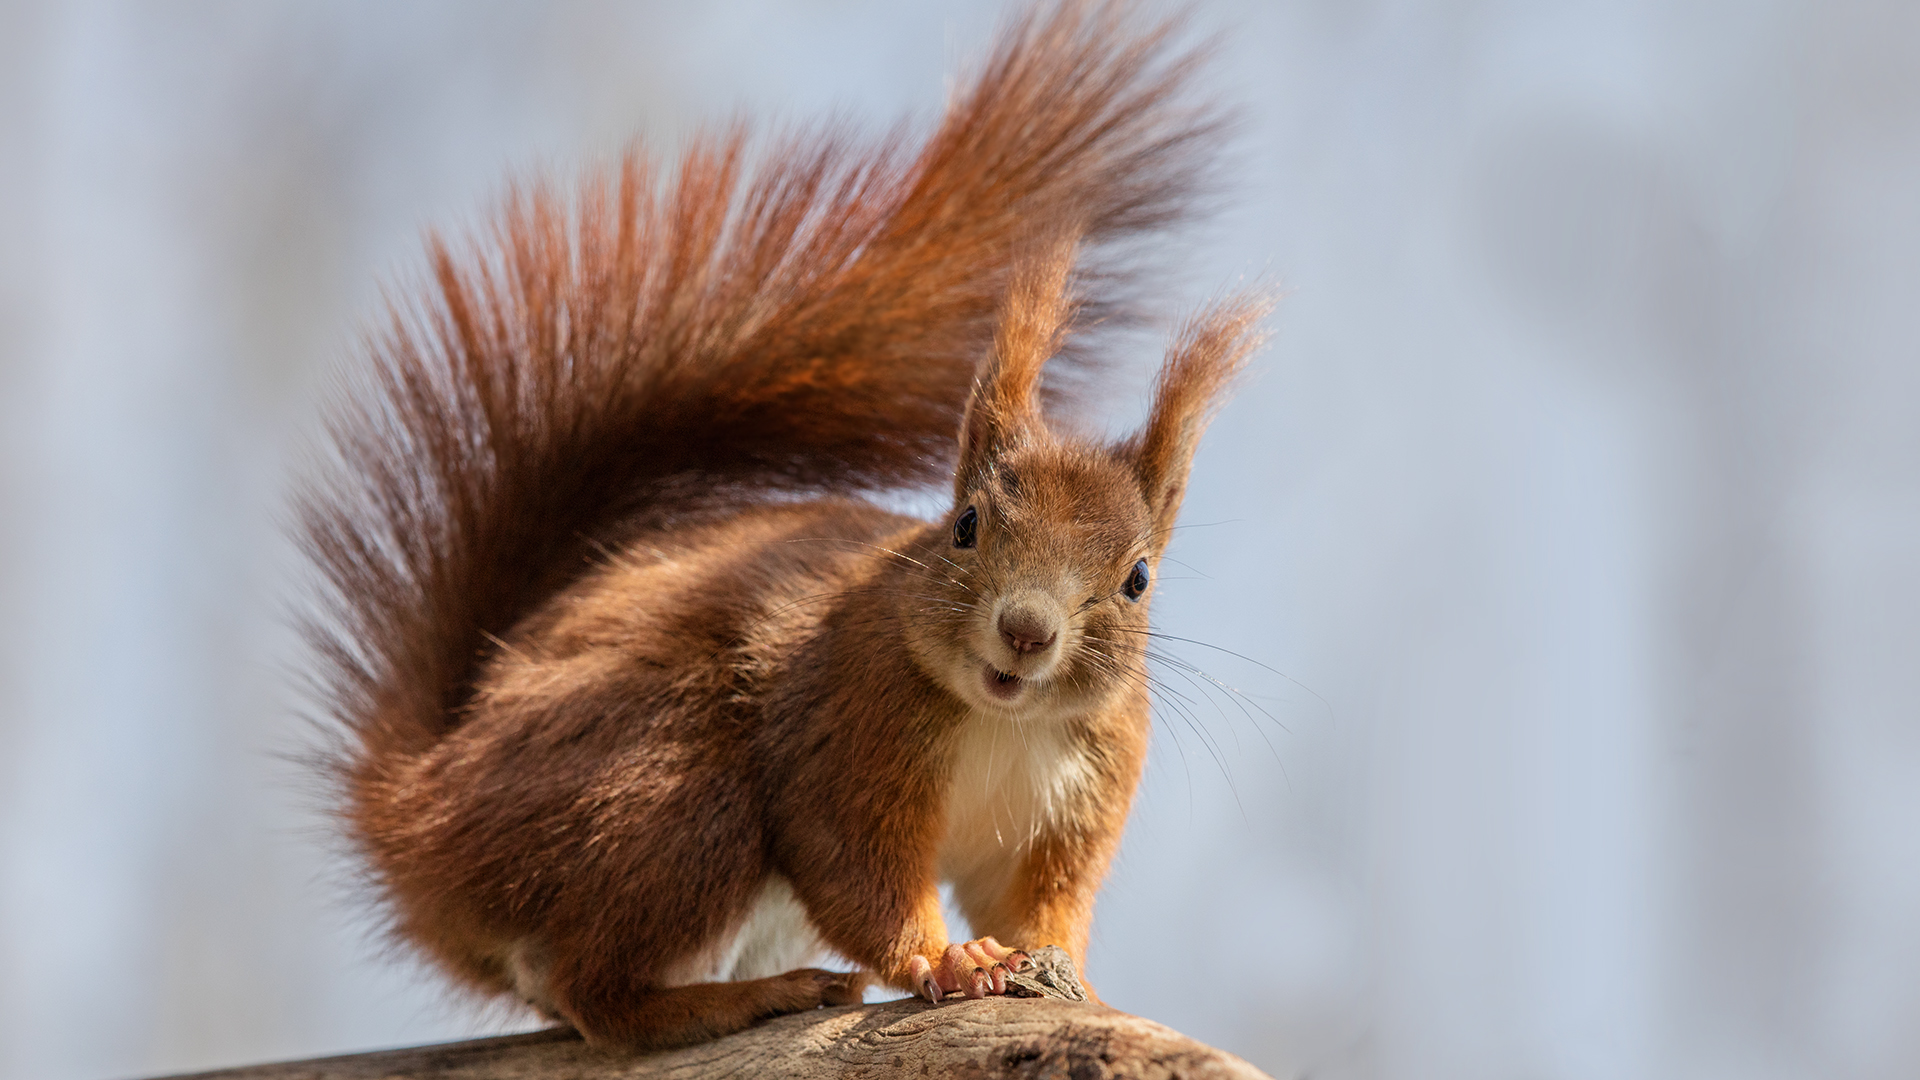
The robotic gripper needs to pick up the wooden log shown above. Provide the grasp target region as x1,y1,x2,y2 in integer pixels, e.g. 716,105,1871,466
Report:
159,998,1271,1080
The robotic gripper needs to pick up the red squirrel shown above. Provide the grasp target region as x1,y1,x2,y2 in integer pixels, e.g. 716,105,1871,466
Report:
298,0,1267,1052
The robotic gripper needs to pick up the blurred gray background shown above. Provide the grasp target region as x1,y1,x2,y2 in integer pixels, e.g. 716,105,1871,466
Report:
4,1,1918,1078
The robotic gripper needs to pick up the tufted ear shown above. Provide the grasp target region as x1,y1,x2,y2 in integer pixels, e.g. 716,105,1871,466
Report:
955,236,1080,498
1123,293,1272,552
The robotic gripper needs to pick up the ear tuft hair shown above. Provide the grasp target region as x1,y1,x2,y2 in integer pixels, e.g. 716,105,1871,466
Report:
1125,291,1273,547
956,232,1083,494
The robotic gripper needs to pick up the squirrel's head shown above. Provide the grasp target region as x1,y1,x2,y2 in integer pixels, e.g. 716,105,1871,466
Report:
904,238,1270,719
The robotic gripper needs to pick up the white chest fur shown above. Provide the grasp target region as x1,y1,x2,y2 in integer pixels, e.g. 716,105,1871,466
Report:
938,711,1094,893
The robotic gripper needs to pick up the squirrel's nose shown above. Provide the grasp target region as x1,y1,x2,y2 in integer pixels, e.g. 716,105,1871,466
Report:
997,608,1058,656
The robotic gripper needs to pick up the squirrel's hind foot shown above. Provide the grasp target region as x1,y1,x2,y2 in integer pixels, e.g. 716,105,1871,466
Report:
562,967,868,1052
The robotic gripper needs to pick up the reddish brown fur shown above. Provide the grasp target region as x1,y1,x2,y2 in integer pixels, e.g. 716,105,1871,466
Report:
299,0,1270,1052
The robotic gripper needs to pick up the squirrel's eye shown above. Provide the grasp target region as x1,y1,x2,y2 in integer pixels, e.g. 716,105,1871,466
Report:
953,505,978,549
1123,559,1150,601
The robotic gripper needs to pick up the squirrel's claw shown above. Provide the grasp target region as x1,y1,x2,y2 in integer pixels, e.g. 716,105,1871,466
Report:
961,940,1010,994
908,954,942,1002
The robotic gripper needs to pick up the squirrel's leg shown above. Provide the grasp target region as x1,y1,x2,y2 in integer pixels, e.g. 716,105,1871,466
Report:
780,834,990,1002
545,967,866,1051
786,849,1025,1002
953,822,1122,1004
794,864,1034,1002
773,746,963,1000
783,778,1118,1002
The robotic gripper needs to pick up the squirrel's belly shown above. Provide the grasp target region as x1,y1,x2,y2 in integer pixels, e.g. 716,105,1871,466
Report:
662,873,826,985
500,874,825,1011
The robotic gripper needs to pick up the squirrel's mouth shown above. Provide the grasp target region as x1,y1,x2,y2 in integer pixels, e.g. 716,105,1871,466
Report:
980,662,1024,702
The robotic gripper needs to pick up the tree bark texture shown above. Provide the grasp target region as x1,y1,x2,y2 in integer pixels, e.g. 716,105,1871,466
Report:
161,998,1272,1080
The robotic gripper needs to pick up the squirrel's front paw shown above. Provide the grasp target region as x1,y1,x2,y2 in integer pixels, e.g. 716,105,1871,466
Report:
909,937,1033,1002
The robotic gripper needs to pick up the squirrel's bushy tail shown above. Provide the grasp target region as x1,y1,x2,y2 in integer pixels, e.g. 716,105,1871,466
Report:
297,0,1224,767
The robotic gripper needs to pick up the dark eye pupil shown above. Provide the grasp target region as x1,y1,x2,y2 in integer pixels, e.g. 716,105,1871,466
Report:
953,506,978,549
1124,559,1149,600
